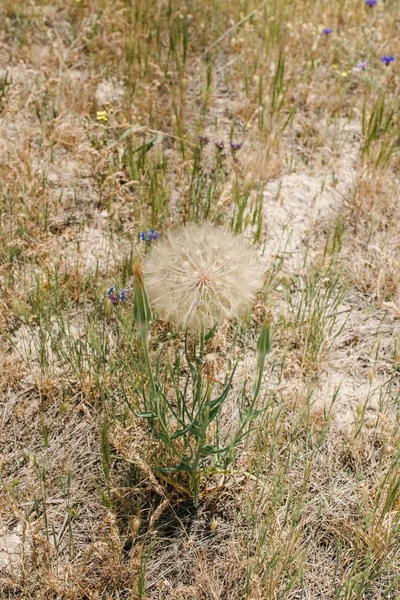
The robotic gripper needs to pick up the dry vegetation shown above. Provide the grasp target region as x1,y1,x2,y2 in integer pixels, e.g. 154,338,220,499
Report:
1,0,400,598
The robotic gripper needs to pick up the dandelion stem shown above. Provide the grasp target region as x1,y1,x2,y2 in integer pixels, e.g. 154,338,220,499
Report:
191,378,212,507
190,328,208,505
194,328,205,409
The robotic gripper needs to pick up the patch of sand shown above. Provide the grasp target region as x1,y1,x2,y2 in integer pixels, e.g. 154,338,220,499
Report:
0,523,27,576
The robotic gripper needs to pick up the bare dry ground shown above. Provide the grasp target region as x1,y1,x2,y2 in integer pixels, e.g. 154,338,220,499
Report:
1,1,400,598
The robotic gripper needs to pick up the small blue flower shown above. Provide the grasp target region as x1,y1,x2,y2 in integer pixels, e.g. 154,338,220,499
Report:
140,229,160,243
365,0,377,6
215,141,224,151
199,136,210,146
322,28,332,35
108,287,127,304
108,287,117,304
381,55,394,65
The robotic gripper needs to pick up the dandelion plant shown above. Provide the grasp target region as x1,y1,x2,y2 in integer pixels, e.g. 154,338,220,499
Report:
131,223,270,505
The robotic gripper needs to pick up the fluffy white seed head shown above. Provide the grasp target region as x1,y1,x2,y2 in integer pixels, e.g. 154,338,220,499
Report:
143,223,263,331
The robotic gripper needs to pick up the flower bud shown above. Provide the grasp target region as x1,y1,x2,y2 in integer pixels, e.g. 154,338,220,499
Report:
257,319,272,369
133,262,152,329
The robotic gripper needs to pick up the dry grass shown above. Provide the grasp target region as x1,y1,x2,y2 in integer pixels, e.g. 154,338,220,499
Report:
1,0,400,598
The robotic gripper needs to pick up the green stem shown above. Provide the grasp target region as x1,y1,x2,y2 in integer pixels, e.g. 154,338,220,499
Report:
190,328,207,505
140,324,156,400
191,380,212,507
194,328,205,409
252,355,265,405
140,324,181,458
228,356,265,461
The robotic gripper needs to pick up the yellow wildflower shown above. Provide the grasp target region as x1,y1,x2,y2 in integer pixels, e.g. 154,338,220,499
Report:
96,111,109,123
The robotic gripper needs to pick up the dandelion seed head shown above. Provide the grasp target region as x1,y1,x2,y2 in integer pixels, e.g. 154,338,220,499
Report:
143,223,263,331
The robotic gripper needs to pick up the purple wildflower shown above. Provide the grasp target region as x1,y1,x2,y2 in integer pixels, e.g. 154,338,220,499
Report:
140,229,160,243
322,28,332,35
215,141,225,151
355,61,369,71
381,55,394,66
107,287,127,305
230,142,243,152
365,0,377,6
108,287,117,304
198,136,210,146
